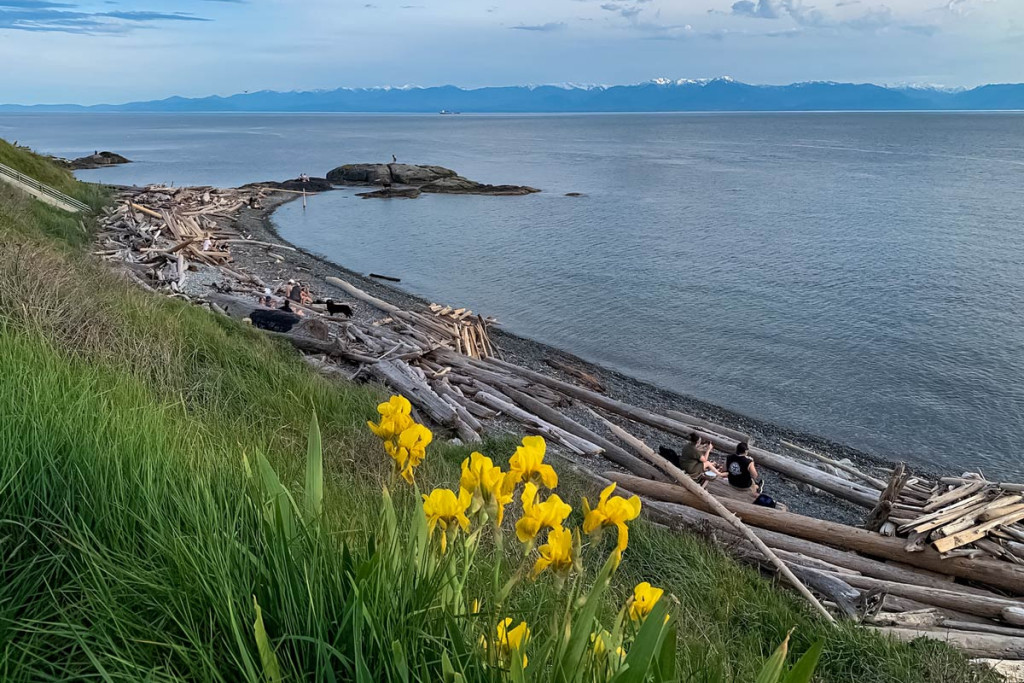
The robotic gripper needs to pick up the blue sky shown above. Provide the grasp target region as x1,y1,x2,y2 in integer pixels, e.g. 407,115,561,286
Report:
0,0,1020,104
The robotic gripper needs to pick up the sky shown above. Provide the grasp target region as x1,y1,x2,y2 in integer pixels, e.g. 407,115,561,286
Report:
0,0,1021,104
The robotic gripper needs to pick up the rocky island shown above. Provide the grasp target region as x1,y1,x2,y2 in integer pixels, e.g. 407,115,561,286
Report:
325,163,540,198
64,151,131,170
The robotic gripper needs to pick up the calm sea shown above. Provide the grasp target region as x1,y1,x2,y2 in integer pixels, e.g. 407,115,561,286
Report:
4,112,1023,476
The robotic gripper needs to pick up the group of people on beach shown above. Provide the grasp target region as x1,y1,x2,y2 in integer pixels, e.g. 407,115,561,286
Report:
664,433,765,500
258,278,312,311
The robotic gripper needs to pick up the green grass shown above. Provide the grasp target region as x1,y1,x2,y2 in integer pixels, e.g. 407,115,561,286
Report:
0,140,997,681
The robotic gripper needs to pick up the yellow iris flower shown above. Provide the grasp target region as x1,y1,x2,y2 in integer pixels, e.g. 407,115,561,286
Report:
368,395,431,484
385,422,433,484
494,617,530,668
509,435,558,490
532,525,578,579
367,395,414,440
460,451,516,525
515,482,572,544
422,487,471,553
582,483,642,557
628,581,664,622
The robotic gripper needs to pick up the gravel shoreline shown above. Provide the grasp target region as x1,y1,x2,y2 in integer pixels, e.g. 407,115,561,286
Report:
218,190,950,525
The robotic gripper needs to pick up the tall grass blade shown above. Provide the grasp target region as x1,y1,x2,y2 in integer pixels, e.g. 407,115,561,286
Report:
754,630,792,683
781,640,823,683
253,597,283,683
304,410,324,521
610,601,671,683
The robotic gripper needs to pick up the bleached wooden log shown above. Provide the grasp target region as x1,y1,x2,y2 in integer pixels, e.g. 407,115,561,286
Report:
128,202,162,219
933,508,1024,554
873,626,1024,660
772,549,861,576
432,380,484,433
366,359,459,429
923,481,989,513
940,477,1024,494
666,409,752,445
736,550,861,620
942,620,1024,638
868,609,943,629
827,573,1024,623
598,418,836,624
479,356,880,508
266,331,378,365
900,494,994,534
497,385,663,481
637,496,1024,597
470,384,604,457
781,440,890,491
544,357,607,393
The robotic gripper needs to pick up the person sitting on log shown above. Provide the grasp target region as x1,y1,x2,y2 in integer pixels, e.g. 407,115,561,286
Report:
659,434,720,487
726,442,760,495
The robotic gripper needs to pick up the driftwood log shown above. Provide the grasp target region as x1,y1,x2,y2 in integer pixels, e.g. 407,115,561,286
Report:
873,626,1024,659
666,409,752,445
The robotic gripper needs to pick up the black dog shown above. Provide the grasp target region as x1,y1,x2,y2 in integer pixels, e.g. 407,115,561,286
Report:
323,299,353,317
249,306,300,333
658,445,681,469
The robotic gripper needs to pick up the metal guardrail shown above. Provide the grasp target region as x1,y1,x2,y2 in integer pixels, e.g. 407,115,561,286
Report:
0,161,91,213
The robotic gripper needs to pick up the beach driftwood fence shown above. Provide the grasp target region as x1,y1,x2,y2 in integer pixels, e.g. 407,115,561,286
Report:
95,185,1024,671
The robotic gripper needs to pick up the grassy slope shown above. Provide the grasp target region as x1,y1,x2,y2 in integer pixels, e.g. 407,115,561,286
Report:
0,141,994,682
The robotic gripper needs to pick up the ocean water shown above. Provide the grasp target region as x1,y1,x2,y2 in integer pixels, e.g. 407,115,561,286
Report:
4,112,1023,476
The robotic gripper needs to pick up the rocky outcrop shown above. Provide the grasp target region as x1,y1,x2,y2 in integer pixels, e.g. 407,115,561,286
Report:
326,163,456,186
325,162,539,196
420,176,539,196
356,187,421,199
66,151,131,170
248,177,335,193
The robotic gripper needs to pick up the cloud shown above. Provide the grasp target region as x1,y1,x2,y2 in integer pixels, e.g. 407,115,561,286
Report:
510,21,565,31
731,0,827,25
0,6,209,33
601,2,642,19
731,0,781,19
728,0,938,33
101,11,208,22
0,0,74,7
944,0,997,16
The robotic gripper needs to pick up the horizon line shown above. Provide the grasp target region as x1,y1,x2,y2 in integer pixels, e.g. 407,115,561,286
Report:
4,77,1024,109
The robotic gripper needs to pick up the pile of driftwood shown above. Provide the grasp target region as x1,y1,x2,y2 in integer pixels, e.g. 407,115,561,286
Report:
869,470,1024,564
96,184,1024,670
93,185,268,292
428,303,497,359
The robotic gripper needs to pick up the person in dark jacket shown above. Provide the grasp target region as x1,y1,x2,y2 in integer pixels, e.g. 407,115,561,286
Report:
726,442,759,493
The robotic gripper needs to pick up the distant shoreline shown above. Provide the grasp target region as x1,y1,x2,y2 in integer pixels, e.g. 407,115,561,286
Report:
5,77,1024,114
7,109,1024,115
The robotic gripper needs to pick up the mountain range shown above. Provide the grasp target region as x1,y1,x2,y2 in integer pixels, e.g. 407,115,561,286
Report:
4,78,1024,113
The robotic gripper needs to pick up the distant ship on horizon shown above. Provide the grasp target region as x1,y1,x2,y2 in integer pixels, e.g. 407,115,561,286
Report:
439,109,461,115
